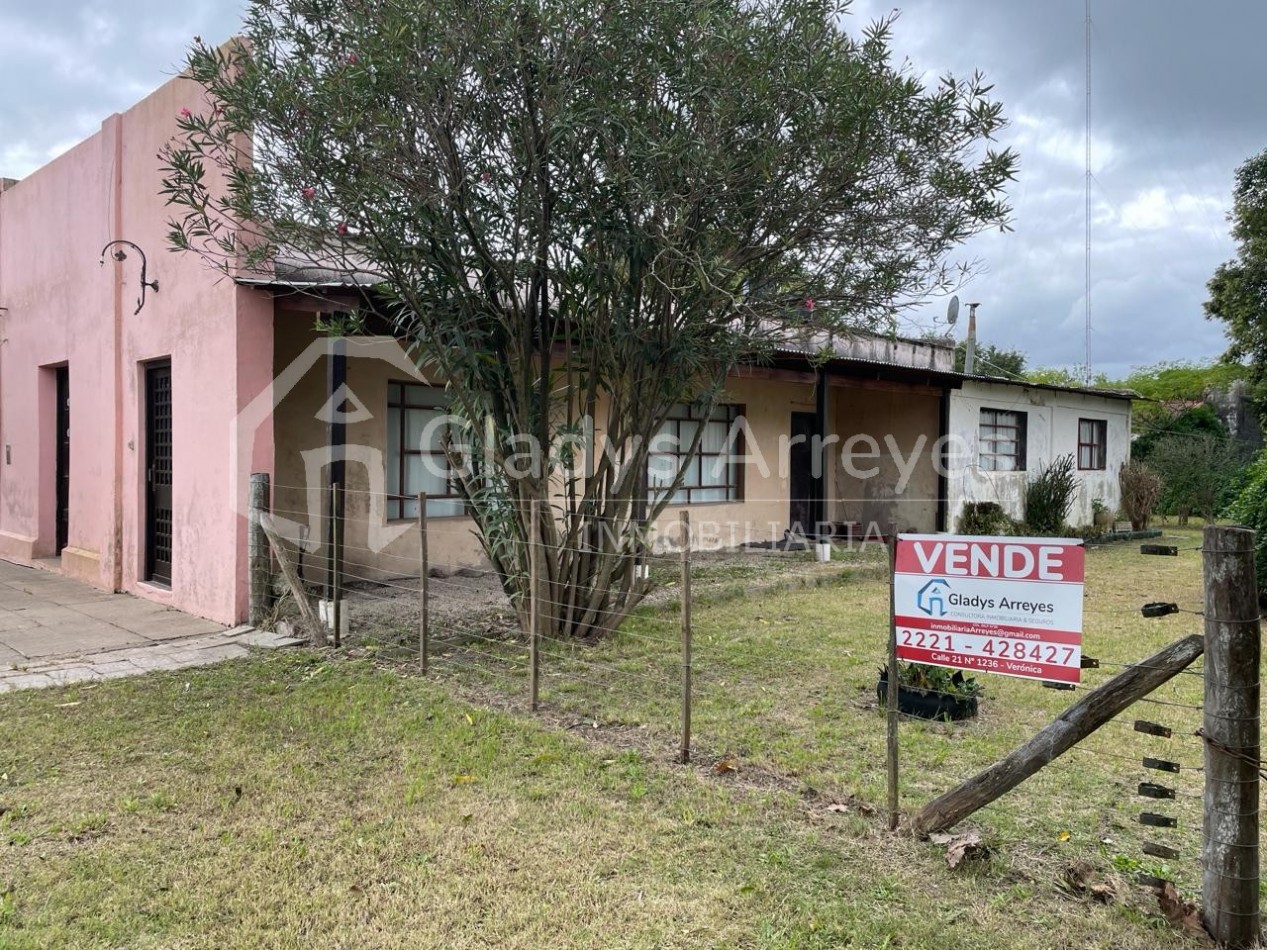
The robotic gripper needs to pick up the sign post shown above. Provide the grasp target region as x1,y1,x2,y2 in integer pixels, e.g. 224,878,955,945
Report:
893,535,1086,684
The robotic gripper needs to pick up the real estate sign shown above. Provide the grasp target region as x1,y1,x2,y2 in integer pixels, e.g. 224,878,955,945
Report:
893,534,1086,684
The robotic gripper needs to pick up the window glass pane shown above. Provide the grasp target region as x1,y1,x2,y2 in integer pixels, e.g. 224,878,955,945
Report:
401,496,420,520
428,498,465,518
648,453,676,487
701,421,726,454
386,498,402,520
680,456,701,489
701,454,728,486
388,382,402,404
387,408,402,495
405,407,447,452
693,487,726,503
678,420,700,452
405,384,448,408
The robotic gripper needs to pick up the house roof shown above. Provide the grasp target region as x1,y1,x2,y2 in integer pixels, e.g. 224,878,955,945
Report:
237,257,1137,403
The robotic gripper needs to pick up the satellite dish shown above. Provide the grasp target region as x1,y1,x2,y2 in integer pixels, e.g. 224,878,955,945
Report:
946,295,960,326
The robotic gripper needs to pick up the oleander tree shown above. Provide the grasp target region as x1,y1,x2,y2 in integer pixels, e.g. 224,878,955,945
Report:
161,0,1017,639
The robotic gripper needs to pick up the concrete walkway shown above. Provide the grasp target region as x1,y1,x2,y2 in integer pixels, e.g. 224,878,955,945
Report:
0,560,300,693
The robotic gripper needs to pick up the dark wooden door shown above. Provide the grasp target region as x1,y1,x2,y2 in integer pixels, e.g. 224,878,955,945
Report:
54,367,70,554
789,411,819,536
145,361,173,586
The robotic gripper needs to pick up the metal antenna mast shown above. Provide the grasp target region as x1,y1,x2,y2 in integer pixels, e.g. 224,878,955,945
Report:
1084,0,1093,381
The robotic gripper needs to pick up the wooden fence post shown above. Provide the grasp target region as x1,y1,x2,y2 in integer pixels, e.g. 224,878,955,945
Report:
529,499,540,711
680,511,692,765
418,492,429,673
258,513,323,639
330,482,343,649
1201,525,1260,948
248,473,271,626
886,531,900,831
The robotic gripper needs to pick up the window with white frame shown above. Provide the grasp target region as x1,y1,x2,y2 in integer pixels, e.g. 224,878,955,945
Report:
1077,418,1108,471
978,408,1027,471
648,404,743,505
386,381,465,519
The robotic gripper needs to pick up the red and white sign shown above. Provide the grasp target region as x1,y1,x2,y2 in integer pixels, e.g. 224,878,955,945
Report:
893,534,1086,684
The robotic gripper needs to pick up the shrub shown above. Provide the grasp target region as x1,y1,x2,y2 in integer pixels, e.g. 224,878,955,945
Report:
1224,449,1267,601
1024,454,1078,535
1119,460,1163,530
956,501,1014,536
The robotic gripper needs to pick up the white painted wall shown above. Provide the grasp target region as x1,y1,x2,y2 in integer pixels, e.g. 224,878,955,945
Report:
946,380,1132,530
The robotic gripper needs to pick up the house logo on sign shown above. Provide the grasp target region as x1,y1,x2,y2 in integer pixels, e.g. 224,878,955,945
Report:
917,578,952,617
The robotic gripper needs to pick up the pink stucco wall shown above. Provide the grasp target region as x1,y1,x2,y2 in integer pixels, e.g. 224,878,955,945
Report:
0,75,275,624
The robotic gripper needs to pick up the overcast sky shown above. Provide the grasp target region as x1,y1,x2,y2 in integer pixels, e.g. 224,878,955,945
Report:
1,0,1262,379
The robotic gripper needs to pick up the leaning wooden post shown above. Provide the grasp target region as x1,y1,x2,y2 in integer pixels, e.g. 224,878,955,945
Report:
680,511,693,765
330,482,343,649
417,492,429,673
529,499,540,711
248,473,272,626
886,530,900,831
1201,525,1260,948
911,634,1206,836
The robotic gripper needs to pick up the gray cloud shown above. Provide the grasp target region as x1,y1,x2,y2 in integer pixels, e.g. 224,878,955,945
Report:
3,0,1262,378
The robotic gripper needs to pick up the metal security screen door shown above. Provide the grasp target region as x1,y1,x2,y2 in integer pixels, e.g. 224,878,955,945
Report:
145,361,173,586
54,367,70,554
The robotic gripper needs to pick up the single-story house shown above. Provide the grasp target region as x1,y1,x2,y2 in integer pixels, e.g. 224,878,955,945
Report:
0,72,1133,625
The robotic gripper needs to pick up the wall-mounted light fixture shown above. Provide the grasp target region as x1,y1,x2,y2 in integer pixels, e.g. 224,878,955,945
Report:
99,240,159,315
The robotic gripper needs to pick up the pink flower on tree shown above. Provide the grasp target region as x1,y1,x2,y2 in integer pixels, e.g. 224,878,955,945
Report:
481,171,491,184
302,187,316,201
179,107,192,119
336,221,349,236
345,53,358,65
805,298,816,311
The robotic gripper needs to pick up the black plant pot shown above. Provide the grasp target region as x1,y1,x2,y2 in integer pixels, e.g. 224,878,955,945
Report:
876,674,979,721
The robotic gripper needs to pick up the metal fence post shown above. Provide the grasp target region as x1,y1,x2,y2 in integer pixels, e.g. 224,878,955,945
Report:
248,473,271,626
1201,525,1260,947
418,491,429,673
330,481,343,649
886,530,900,831
529,499,540,711
680,511,693,765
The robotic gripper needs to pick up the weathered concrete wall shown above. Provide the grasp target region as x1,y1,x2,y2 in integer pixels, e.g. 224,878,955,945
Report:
946,380,1132,530
0,74,275,624
831,384,941,534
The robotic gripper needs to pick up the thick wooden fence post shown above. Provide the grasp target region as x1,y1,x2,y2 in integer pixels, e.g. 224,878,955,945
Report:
1201,525,1260,948
248,473,271,626
330,482,343,649
529,500,540,711
418,492,429,673
680,511,692,765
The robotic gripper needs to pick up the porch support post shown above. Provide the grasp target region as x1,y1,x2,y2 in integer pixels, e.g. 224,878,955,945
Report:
324,333,347,600
936,387,952,532
813,366,829,538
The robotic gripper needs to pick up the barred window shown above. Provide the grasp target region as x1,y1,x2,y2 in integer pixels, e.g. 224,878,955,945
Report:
978,408,1027,471
648,404,743,505
387,382,465,519
1077,418,1108,471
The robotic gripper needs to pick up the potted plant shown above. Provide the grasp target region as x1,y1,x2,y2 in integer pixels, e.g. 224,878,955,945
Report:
1091,497,1113,530
877,662,981,721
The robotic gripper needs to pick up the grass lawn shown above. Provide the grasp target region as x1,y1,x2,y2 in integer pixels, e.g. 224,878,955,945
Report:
0,530,1221,948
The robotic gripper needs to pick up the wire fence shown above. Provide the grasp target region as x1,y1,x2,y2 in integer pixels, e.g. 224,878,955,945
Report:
252,479,1259,928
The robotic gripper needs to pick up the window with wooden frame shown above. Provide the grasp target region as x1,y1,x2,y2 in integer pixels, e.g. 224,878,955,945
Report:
1077,418,1108,471
648,404,743,505
978,408,1027,471
386,381,465,520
